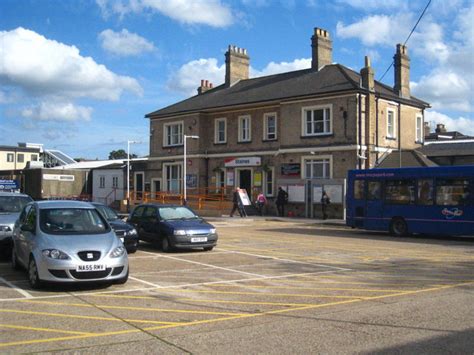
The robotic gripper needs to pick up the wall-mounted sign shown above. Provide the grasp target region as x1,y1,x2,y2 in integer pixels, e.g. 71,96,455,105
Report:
0,180,19,190
224,157,261,167
226,171,234,186
281,163,301,176
254,172,262,187
43,174,75,182
186,174,197,188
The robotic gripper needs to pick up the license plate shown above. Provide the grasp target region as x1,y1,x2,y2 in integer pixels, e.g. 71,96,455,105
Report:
76,264,106,272
191,237,207,243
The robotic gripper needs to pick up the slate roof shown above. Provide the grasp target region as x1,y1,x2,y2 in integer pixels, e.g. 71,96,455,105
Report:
376,150,437,169
425,131,474,141
147,64,429,118
418,141,474,157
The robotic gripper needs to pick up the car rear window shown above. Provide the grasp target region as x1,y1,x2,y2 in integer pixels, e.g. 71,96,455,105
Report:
40,208,110,235
0,196,33,213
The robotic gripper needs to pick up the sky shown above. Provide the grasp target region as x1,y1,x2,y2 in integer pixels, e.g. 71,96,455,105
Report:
0,0,473,159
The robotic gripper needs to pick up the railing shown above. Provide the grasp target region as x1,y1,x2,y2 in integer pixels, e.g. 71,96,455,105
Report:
45,194,91,201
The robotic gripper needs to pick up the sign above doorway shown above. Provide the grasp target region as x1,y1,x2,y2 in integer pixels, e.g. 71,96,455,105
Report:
224,157,261,167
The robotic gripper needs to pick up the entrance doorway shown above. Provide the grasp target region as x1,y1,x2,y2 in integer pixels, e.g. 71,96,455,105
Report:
134,172,144,199
237,169,252,196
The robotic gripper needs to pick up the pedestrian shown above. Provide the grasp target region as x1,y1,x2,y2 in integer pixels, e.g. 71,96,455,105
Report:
230,187,243,217
321,190,330,220
255,191,267,216
276,187,288,217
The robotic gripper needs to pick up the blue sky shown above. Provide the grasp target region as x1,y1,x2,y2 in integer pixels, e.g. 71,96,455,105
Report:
1,0,473,159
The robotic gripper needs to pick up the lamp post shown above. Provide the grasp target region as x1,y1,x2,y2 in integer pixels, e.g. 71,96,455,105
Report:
127,140,139,212
183,135,199,205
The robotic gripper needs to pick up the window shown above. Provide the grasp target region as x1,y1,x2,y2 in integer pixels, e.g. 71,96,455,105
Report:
112,176,119,188
7,153,14,162
99,176,105,188
303,157,331,179
163,122,183,146
418,179,434,205
164,163,182,193
302,105,332,136
387,109,396,138
215,169,225,193
238,115,251,142
263,113,277,140
416,115,423,143
436,179,470,206
17,154,24,163
264,167,274,197
385,179,415,204
214,118,227,144
31,154,38,161
354,180,365,200
367,181,382,200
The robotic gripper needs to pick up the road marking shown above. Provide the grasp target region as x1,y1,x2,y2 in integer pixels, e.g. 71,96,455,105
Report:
0,277,33,299
207,284,404,293
177,298,318,307
0,309,182,325
0,324,93,335
129,276,163,288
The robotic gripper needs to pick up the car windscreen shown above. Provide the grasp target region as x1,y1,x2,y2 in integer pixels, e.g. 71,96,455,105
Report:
159,207,199,221
0,196,33,213
95,205,119,221
40,208,110,234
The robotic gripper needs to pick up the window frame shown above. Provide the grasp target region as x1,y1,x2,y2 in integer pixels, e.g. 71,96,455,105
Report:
163,121,184,147
415,114,423,143
301,155,332,179
263,112,278,141
387,108,396,139
214,117,227,144
264,167,275,197
238,115,252,142
99,176,105,189
112,176,119,188
7,153,14,162
17,153,25,163
163,162,183,193
301,104,333,137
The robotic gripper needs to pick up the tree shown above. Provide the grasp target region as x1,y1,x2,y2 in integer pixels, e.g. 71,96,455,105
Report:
108,149,137,160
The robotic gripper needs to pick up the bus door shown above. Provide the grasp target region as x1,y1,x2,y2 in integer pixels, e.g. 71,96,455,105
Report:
365,180,384,229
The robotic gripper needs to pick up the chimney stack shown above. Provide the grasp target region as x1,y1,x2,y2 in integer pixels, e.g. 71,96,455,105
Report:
360,56,374,91
311,27,333,70
424,122,431,137
225,45,249,86
435,123,447,133
197,79,213,95
394,44,410,98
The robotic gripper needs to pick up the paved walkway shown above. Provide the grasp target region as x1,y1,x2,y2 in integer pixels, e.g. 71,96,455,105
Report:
206,215,346,227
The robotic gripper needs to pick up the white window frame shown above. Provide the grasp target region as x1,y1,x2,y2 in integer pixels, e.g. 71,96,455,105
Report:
301,104,332,136
264,167,275,197
238,115,251,142
387,109,396,139
163,162,183,193
214,118,227,144
215,169,226,192
301,155,332,179
112,176,119,188
99,176,105,189
7,153,14,162
263,112,277,141
415,114,423,143
163,121,184,147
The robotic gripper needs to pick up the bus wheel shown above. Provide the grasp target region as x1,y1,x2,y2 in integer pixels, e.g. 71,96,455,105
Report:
390,218,408,237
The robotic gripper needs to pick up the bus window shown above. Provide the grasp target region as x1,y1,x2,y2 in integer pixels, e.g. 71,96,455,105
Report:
417,179,434,205
436,179,470,206
385,179,415,205
367,181,382,200
354,180,365,200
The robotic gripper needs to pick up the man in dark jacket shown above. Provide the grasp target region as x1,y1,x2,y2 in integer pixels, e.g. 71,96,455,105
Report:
276,187,288,217
321,190,330,220
230,187,243,217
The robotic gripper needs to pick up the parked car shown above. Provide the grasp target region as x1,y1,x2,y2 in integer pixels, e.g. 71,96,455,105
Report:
91,202,139,253
12,200,128,289
127,204,218,252
0,192,33,257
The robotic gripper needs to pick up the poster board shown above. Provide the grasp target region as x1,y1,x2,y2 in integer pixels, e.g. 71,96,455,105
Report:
226,171,234,186
237,188,251,206
313,184,343,203
288,185,305,202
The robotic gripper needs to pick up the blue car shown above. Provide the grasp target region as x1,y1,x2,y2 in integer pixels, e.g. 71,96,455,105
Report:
127,204,218,252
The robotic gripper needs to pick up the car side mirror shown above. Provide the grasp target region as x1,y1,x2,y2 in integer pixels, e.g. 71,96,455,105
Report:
21,224,35,233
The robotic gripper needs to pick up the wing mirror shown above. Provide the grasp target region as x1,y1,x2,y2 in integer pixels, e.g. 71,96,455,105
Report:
20,224,35,233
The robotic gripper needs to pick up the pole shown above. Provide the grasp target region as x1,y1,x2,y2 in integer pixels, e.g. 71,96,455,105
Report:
127,140,130,212
183,135,187,205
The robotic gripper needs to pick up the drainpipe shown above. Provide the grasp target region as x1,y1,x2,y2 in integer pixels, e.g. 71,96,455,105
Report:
375,97,379,163
398,103,401,168
358,93,362,169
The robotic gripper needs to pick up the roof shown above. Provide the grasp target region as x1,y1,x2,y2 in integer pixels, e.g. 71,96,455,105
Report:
418,141,474,157
376,150,437,169
147,64,429,118
56,158,147,170
425,131,474,141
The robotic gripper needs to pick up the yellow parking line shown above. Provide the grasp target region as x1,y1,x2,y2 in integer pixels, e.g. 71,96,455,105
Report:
273,279,430,287
0,309,181,325
207,284,404,293
177,298,318,307
17,299,249,316
0,324,93,335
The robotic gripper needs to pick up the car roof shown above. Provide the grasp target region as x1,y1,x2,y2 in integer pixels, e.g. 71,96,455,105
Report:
35,200,95,209
0,192,32,198
136,203,185,208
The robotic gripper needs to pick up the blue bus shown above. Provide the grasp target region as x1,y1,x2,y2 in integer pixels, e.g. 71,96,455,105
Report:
346,166,474,236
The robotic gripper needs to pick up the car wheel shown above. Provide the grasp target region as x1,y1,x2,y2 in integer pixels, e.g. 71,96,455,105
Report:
203,247,214,251
28,257,42,289
114,268,129,285
127,247,138,254
390,217,408,237
11,248,21,270
161,237,171,253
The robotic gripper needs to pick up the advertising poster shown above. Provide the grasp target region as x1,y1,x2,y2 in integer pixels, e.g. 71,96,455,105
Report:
226,171,234,186
254,172,262,187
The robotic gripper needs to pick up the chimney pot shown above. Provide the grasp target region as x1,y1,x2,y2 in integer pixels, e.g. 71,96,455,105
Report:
311,27,333,70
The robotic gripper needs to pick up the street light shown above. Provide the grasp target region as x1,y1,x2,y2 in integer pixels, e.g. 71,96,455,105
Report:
183,135,199,205
127,140,139,212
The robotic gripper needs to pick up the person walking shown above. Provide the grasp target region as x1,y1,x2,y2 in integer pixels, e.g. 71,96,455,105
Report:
321,190,331,220
255,191,267,216
276,187,288,217
230,187,243,217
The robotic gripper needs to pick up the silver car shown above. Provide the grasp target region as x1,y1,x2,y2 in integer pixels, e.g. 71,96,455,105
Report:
12,200,128,289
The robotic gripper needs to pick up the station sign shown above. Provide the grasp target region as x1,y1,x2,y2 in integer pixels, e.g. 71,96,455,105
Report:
224,157,261,167
43,174,75,182
0,179,19,190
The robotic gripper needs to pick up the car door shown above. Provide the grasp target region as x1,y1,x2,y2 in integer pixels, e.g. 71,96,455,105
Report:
128,206,147,239
17,205,37,266
142,206,159,241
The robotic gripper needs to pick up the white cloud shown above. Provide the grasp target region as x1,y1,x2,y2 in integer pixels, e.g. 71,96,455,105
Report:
425,110,474,136
251,58,311,77
0,27,142,101
335,0,406,11
97,0,234,27
19,102,93,122
99,29,155,56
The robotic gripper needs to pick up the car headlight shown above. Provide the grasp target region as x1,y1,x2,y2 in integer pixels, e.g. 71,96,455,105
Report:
42,249,70,260
0,225,12,232
110,246,126,258
126,228,137,236
210,228,216,234
173,230,187,236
